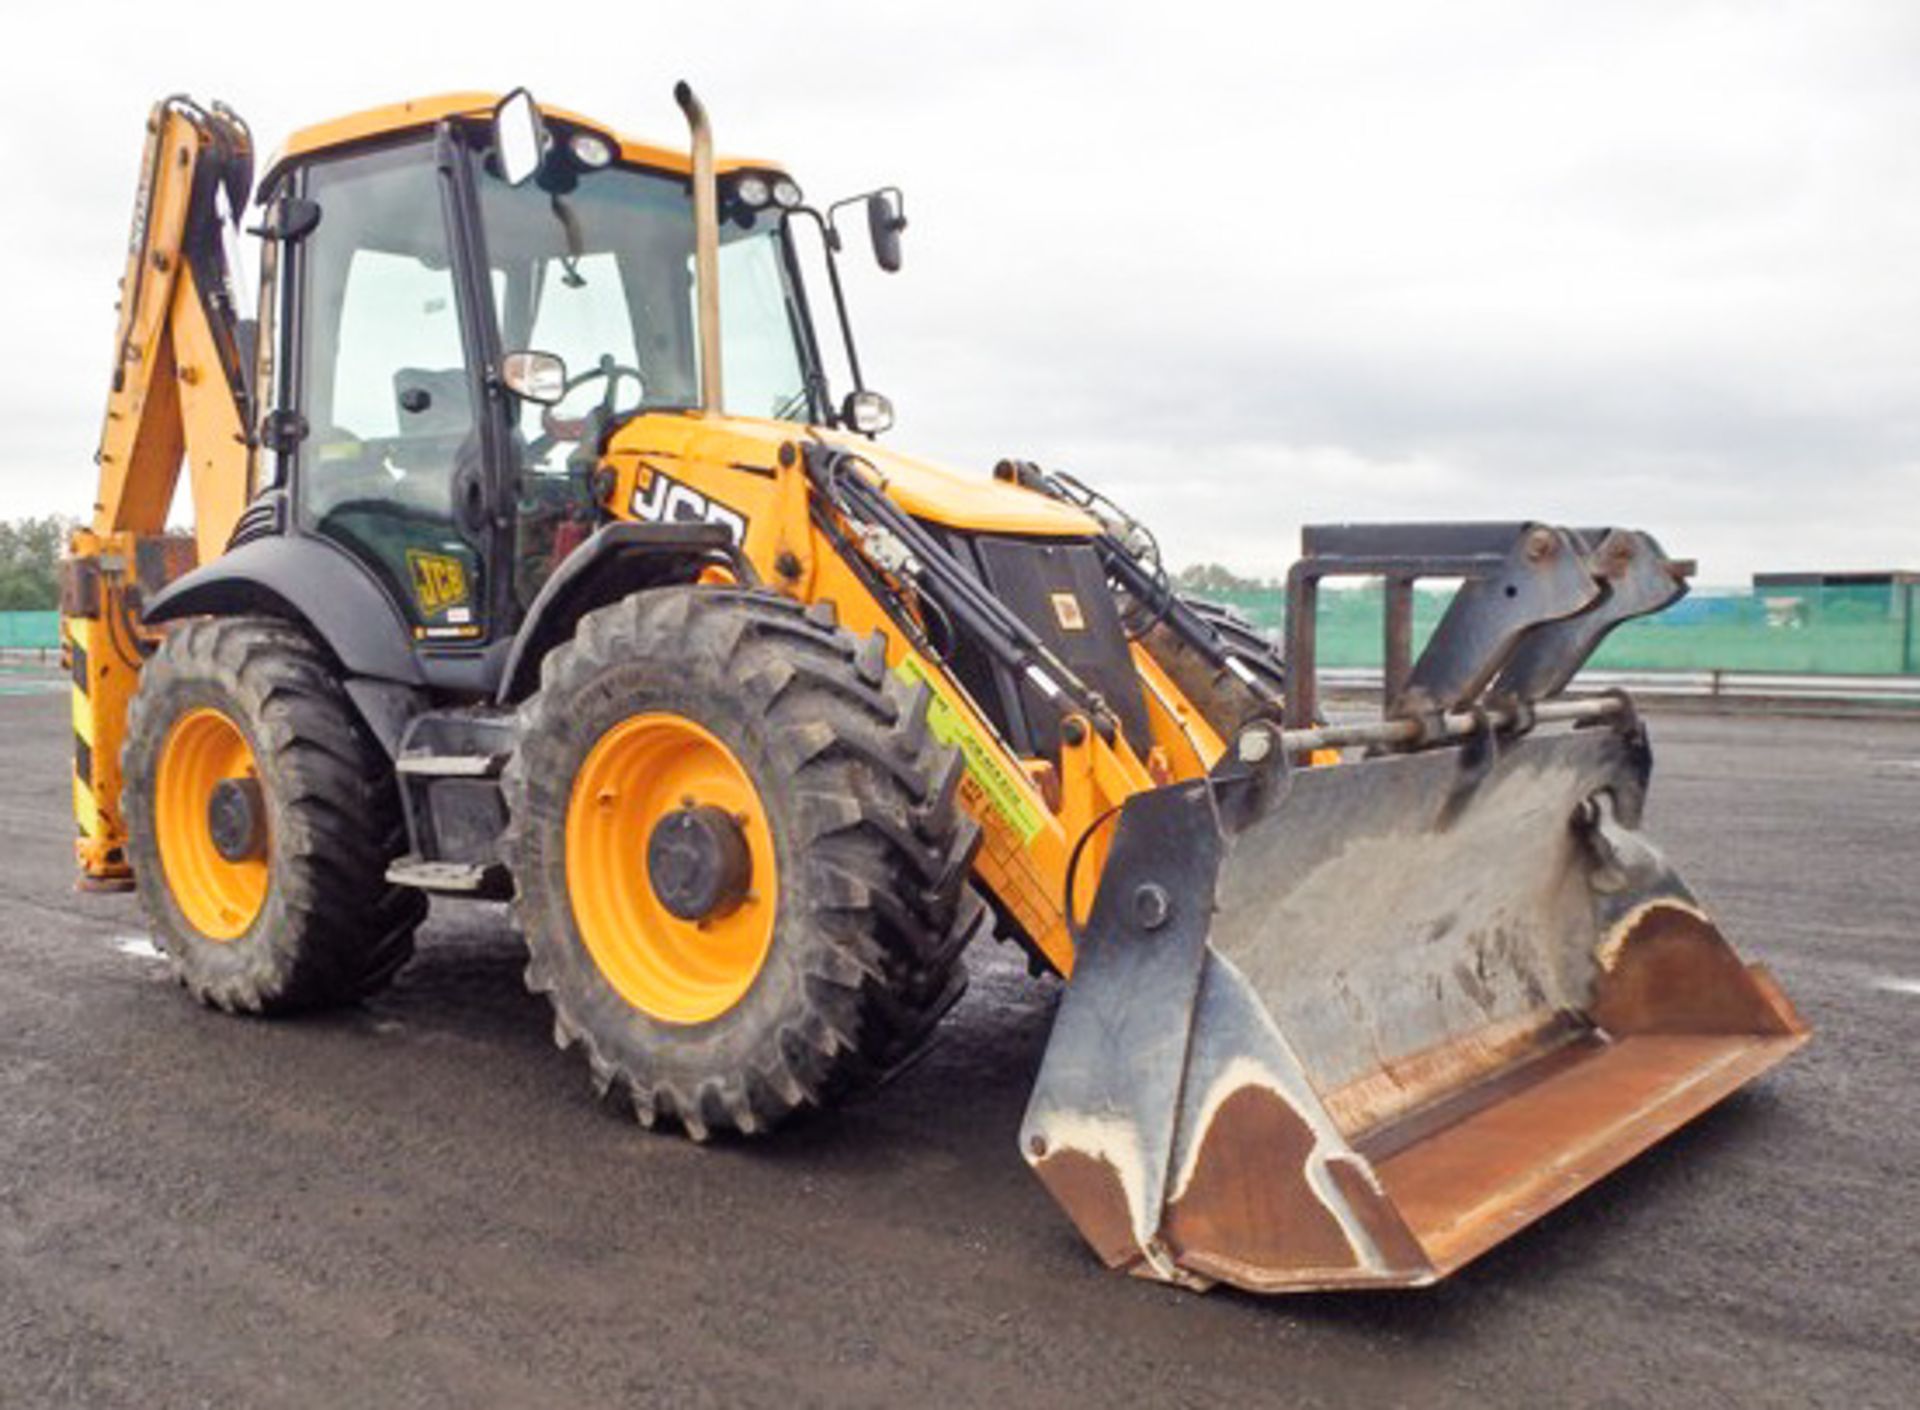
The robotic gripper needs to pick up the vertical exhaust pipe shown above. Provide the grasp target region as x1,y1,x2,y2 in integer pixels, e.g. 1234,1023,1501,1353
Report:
674,81,723,415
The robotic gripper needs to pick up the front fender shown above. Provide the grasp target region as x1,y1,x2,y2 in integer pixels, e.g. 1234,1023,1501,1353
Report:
495,520,745,703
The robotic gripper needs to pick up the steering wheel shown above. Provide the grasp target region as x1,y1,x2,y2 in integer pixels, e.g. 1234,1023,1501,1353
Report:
530,355,645,461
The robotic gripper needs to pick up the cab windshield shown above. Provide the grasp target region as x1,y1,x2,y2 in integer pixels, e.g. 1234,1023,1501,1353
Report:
474,145,817,476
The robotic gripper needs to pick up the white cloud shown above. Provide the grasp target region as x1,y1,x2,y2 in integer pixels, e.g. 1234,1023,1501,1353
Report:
2,0,1914,582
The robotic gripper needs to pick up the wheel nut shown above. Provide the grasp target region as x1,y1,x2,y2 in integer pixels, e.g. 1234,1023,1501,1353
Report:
1132,883,1172,931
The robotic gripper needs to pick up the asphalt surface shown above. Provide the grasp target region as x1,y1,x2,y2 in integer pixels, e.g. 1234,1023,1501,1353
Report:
1,677,1915,1409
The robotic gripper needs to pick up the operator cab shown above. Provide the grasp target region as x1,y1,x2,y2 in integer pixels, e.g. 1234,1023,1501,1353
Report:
251,92,842,663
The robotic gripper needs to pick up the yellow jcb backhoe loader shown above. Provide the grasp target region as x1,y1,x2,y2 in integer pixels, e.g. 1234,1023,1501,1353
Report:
61,85,1807,1293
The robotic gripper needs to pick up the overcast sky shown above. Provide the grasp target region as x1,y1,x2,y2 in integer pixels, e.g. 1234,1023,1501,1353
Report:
3,0,1915,582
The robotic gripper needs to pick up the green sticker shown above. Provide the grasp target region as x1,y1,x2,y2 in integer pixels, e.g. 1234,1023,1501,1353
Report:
894,657,1043,843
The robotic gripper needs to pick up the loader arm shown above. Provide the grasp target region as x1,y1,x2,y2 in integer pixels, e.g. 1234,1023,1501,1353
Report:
64,96,257,886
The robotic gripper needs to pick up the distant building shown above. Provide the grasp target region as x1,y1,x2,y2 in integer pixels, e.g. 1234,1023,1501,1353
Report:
1752,571,1920,591
1751,571,1918,669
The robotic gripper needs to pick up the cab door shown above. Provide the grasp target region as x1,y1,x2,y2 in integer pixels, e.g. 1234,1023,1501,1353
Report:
286,137,496,645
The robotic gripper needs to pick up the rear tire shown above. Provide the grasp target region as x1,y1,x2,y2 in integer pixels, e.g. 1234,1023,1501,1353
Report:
122,616,424,1013
503,587,988,1139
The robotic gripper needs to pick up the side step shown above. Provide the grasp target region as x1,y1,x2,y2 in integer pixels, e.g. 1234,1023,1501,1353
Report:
386,856,511,899
396,752,510,779
390,709,518,900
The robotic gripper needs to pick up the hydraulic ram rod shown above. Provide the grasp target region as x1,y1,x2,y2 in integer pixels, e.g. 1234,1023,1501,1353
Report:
1275,694,1624,756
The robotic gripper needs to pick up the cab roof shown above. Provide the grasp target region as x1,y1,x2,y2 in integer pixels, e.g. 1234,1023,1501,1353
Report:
264,91,780,191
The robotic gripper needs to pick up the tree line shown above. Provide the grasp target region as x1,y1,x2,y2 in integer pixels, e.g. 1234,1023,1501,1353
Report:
0,517,71,612
1,515,1275,613
1173,562,1277,594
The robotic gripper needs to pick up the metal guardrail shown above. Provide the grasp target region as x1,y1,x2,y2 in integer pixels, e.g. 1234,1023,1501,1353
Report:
6,649,1918,708
1319,666,1920,707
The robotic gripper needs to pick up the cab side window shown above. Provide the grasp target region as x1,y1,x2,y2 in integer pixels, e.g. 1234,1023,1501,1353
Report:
329,250,468,443
296,142,486,637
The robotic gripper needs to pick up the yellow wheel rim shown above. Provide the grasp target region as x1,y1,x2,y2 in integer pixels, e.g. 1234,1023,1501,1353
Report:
565,713,779,1024
155,706,269,940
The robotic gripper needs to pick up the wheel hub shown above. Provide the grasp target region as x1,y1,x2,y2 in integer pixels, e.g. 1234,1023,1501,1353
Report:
208,777,266,862
647,804,752,921
566,712,778,1024
154,706,269,940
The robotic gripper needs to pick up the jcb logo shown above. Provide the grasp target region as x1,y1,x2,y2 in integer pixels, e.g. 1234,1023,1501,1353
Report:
632,468,747,543
406,550,470,616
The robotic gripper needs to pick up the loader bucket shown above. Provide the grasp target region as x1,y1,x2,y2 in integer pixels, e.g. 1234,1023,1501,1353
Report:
1021,715,1806,1293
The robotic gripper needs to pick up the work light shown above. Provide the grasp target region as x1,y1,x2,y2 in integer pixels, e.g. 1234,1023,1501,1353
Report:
569,132,613,169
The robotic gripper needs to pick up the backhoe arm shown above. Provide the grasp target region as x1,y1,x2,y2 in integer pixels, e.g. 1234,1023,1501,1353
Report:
65,96,256,887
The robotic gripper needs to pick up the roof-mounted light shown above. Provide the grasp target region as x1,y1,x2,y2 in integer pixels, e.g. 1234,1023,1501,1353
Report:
570,131,614,169
843,389,894,436
771,178,803,210
734,173,771,208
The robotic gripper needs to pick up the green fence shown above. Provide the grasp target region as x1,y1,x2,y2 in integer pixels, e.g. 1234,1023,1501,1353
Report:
1191,582,1920,676
5,585,1917,675
0,611,59,652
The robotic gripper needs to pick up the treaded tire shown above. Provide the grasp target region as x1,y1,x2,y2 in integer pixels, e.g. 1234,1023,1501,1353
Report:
123,616,424,1013
502,587,989,1140
1139,595,1287,739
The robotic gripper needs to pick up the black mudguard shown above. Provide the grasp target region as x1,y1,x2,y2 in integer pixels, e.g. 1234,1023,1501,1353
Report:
144,532,423,684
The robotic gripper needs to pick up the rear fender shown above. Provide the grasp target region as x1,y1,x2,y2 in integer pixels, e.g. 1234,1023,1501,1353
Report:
143,532,422,683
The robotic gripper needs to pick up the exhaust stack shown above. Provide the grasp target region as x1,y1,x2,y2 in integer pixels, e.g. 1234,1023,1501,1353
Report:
674,81,723,414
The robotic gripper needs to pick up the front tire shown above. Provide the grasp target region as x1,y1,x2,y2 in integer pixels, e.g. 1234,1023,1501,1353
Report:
122,616,424,1013
503,588,988,1139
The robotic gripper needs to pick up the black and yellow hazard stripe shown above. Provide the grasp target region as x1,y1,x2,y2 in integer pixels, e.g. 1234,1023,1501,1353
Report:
70,616,103,848
67,611,135,888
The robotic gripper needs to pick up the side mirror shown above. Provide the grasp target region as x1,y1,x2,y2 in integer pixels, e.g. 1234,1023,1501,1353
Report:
492,89,547,187
501,350,567,404
866,189,906,273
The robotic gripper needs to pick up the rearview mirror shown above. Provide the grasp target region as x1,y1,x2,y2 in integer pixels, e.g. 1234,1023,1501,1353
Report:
493,89,546,187
866,189,906,273
500,350,567,404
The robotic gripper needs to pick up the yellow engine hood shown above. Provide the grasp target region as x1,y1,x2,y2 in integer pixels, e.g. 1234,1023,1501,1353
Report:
606,414,1101,539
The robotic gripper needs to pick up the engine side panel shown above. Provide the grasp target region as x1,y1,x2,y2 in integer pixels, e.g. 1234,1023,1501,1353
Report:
970,535,1150,758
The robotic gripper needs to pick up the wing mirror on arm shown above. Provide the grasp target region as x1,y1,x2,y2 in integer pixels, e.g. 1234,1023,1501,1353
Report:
866,188,906,272
492,88,547,186
501,351,568,405
828,188,908,273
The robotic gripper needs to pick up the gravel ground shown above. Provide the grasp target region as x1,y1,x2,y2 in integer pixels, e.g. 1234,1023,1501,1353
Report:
1,683,1915,1409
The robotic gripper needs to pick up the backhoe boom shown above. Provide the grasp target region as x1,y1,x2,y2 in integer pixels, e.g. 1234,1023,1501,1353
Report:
64,96,255,886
